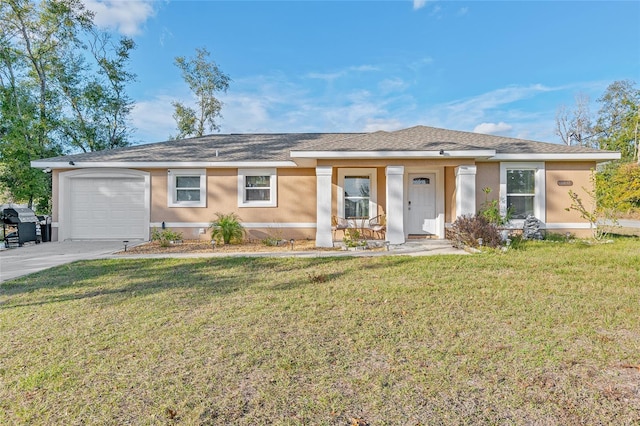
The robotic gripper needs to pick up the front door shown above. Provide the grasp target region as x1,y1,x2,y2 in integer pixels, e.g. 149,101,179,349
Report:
407,173,436,235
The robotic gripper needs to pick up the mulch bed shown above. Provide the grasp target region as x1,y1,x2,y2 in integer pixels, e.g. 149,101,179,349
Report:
118,239,337,255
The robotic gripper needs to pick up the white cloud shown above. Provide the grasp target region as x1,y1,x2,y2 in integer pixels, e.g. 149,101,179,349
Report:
473,122,513,136
413,0,428,11
378,78,409,94
443,84,554,124
458,7,469,16
362,118,405,132
306,64,378,82
83,0,156,36
130,95,176,142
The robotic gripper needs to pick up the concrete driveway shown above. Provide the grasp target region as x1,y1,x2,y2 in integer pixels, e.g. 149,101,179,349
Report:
0,241,126,283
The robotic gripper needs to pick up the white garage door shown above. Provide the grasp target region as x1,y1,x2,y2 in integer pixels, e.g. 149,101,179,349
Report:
69,177,147,240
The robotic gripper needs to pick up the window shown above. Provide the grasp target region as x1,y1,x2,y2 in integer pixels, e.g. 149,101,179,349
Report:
238,168,277,207
168,169,206,207
500,162,545,222
338,168,377,219
506,169,535,219
344,176,370,218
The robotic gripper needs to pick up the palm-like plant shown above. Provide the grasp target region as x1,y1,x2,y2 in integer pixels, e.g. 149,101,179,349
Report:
209,212,245,244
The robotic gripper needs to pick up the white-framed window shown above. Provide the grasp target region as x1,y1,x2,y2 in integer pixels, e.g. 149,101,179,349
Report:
168,169,206,208
238,168,277,207
500,162,545,222
338,168,377,219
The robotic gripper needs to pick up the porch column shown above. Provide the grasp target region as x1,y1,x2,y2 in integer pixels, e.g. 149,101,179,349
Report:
386,165,405,245
455,165,477,217
315,166,333,247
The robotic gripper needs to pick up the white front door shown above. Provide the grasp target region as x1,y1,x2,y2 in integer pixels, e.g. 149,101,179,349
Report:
407,173,437,235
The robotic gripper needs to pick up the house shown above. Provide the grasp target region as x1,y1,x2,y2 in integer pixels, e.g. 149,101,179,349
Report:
31,125,620,246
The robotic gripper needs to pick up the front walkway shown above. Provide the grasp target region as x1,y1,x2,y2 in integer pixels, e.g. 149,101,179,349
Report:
108,239,465,259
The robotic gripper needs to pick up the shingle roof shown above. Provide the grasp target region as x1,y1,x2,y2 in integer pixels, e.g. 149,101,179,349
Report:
38,125,612,164
293,126,607,154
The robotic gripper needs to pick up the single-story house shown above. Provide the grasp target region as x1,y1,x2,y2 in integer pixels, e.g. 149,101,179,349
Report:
31,125,620,246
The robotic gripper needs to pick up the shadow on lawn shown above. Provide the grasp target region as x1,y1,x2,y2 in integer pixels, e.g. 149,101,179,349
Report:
0,256,419,309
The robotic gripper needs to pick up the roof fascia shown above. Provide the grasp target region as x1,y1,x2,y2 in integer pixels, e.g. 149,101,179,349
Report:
31,160,298,169
489,153,621,161
290,150,496,159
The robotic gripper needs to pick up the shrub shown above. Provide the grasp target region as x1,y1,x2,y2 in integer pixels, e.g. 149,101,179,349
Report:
343,228,366,248
449,214,502,249
478,187,513,226
597,162,640,215
262,236,281,247
151,228,183,247
209,212,245,244
262,228,284,246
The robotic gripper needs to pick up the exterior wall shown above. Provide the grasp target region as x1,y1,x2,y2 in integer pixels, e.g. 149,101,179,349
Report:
150,167,317,240
545,161,596,225
48,159,601,242
475,163,500,213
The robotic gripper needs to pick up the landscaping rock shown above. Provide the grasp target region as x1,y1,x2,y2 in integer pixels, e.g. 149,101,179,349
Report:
522,215,544,240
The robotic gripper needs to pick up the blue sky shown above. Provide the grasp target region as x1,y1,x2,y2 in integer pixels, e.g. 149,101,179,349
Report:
84,0,640,144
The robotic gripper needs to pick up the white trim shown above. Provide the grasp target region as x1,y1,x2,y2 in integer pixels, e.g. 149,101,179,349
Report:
500,162,546,222
386,165,405,244
32,153,620,170
58,168,150,241
455,165,477,217
32,161,297,169
315,165,333,247
167,169,206,208
291,150,495,159
491,153,620,161
337,168,378,219
237,168,278,207
150,222,316,229
544,222,593,229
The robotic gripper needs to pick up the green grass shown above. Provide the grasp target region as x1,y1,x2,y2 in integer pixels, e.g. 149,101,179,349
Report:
1,239,640,425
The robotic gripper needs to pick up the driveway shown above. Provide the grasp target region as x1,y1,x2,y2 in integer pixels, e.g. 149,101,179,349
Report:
0,241,126,283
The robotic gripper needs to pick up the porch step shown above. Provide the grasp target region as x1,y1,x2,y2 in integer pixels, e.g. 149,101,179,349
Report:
407,234,436,240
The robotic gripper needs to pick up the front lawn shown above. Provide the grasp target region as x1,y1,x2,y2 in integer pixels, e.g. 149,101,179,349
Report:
1,239,639,424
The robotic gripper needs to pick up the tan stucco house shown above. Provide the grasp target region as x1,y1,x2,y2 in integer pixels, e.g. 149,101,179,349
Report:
31,125,620,246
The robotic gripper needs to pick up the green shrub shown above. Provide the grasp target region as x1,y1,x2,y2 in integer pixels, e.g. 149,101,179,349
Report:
478,187,513,226
450,214,502,249
151,228,183,247
209,212,245,244
597,162,640,215
343,228,366,248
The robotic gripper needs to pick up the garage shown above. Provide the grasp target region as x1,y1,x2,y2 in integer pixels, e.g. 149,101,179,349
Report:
60,169,150,241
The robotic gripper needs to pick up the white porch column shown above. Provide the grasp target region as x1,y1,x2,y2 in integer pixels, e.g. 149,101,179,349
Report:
386,166,405,245
455,165,477,217
315,166,333,247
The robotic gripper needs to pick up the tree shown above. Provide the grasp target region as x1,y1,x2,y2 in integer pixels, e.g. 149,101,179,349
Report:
555,93,593,147
0,0,136,211
593,80,640,163
172,47,230,139
59,33,136,152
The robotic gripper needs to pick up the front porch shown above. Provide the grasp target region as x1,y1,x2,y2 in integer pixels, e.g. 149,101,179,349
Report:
314,164,479,248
